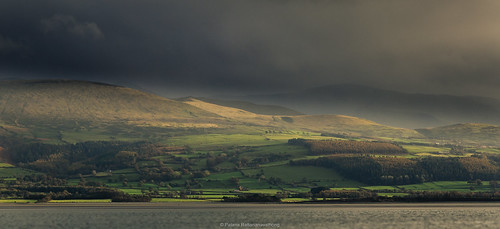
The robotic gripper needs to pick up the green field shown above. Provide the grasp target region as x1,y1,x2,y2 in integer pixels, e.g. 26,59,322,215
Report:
0,199,37,203
0,163,14,168
397,181,497,192
49,199,112,203
0,167,39,178
362,186,399,191
164,133,339,150
377,193,409,197
242,165,363,187
402,145,450,154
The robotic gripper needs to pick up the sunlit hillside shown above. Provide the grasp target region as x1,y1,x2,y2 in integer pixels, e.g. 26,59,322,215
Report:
0,81,426,142
183,98,423,138
0,80,222,128
417,123,500,146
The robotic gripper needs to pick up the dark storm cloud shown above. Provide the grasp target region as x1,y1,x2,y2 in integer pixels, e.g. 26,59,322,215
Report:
1,0,500,97
40,14,104,40
0,35,23,52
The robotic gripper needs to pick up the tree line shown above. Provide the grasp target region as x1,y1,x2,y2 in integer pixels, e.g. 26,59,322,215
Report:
290,155,498,185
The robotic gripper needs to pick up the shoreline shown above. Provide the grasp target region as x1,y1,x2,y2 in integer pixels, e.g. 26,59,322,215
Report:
3,201,500,209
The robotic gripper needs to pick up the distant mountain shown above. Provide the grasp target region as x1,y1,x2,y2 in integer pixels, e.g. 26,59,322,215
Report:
176,97,303,116
236,84,500,128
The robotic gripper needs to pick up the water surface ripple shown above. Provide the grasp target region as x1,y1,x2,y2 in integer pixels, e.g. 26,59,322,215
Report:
0,203,499,229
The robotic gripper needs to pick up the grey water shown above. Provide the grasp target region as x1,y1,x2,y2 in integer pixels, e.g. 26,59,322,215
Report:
1,203,500,229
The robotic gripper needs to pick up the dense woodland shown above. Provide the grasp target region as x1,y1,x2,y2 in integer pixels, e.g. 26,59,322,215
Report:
0,138,162,177
288,138,499,185
291,155,498,185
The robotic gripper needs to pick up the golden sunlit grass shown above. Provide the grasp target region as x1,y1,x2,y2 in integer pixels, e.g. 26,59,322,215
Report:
0,199,36,203
49,199,112,203
0,162,14,168
184,98,423,139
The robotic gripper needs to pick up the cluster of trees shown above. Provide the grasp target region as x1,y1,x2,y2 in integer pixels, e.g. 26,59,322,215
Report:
4,174,68,186
206,153,227,169
288,139,407,155
0,175,153,202
291,155,498,185
2,141,161,177
138,166,182,182
1,185,121,200
247,153,291,168
317,190,377,200
111,193,152,202
223,193,281,202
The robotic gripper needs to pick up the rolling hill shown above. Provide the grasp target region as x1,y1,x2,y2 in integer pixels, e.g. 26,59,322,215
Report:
417,123,500,146
179,97,303,116
182,98,423,138
236,84,500,129
0,80,424,141
0,80,223,128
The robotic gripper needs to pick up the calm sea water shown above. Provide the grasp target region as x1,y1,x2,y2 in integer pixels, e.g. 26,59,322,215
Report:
1,203,500,229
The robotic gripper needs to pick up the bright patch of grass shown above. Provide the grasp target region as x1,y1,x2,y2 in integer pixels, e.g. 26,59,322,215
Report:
402,145,450,154
49,199,112,203
0,199,36,203
240,189,282,194
0,163,14,168
475,148,500,154
377,193,409,197
119,188,144,194
164,133,343,150
362,186,399,191
186,195,237,199
281,198,311,203
330,188,360,191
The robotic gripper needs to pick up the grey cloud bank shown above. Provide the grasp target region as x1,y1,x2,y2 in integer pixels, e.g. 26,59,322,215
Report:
1,0,500,98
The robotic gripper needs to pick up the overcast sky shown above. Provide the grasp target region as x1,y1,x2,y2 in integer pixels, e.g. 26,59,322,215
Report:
1,0,500,98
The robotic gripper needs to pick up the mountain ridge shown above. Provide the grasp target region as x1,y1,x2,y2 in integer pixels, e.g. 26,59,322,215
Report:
0,80,424,140
234,84,500,128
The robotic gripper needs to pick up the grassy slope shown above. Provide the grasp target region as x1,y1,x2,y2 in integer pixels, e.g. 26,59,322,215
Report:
289,115,422,138
184,98,423,139
417,123,500,146
0,81,425,144
0,80,222,128
181,97,303,116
